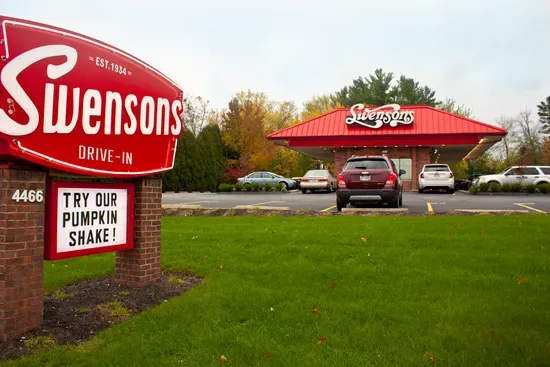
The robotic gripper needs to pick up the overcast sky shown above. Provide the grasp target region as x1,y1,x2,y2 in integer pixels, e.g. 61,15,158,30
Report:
3,0,549,125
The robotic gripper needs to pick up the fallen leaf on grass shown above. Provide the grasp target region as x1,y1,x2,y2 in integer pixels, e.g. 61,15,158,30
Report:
265,354,271,360
361,237,367,242
317,337,327,345
64,265,68,268
219,266,224,270
367,253,371,257
249,353,255,358
269,307,274,312
518,278,528,284
478,230,485,236
220,355,228,362
329,282,336,289
249,238,255,241
425,352,436,364
312,308,319,314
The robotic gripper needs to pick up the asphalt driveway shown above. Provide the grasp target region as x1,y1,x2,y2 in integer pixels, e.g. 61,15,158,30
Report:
162,190,550,214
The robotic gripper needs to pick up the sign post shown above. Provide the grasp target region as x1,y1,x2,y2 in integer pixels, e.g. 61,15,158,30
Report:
0,15,183,341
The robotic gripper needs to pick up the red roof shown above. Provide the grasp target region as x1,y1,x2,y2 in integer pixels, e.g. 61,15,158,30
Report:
267,105,507,140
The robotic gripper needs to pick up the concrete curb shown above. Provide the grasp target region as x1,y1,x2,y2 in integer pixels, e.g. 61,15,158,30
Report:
453,209,530,214
162,204,203,209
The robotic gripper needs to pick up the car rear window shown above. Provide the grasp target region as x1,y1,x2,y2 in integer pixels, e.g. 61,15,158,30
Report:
540,167,550,175
344,159,389,170
304,170,327,177
424,165,450,172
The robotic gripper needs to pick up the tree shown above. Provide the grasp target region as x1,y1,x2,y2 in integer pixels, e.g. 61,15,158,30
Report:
197,124,226,191
392,76,437,106
266,101,299,132
301,94,343,121
516,108,543,164
437,98,474,118
537,95,550,134
220,90,276,174
335,68,438,107
494,115,519,164
183,95,216,136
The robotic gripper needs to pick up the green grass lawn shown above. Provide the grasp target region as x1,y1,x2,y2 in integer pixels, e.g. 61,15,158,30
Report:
4,215,550,367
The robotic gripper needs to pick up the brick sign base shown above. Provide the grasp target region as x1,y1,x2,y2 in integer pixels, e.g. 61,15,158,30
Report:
115,178,162,287
0,166,46,342
0,167,163,341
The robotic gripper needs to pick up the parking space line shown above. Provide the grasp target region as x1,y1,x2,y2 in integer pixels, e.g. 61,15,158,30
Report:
320,205,336,212
426,202,434,214
252,201,286,206
514,203,547,214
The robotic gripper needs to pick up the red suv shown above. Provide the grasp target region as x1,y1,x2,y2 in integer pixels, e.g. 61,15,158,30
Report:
336,155,405,211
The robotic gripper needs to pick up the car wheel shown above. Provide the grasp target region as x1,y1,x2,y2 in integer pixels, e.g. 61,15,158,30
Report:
418,188,424,194
336,200,345,212
399,195,403,207
448,188,455,194
302,189,307,194
329,184,334,193
388,199,399,208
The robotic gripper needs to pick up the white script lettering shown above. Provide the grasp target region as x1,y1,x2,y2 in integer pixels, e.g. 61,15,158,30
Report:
0,45,183,137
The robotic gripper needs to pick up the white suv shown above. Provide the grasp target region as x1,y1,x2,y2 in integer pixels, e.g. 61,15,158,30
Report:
475,166,550,187
418,164,455,193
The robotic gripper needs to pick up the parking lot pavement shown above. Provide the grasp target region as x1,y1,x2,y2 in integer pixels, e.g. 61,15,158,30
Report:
162,190,550,214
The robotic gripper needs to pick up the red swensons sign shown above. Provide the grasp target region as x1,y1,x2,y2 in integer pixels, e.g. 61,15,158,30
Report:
0,16,184,177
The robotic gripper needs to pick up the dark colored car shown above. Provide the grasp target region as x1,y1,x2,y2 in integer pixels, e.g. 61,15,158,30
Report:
336,155,405,211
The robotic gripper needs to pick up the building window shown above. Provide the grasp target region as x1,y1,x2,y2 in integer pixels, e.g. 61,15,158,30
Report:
391,158,412,180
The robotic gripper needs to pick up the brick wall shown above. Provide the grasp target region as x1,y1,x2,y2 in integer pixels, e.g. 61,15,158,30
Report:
0,167,46,341
115,177,162,287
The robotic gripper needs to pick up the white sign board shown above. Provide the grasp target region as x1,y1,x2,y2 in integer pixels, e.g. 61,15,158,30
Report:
57,188,128,252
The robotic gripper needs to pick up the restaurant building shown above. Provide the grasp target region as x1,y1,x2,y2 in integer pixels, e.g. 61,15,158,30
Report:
266,104,508,190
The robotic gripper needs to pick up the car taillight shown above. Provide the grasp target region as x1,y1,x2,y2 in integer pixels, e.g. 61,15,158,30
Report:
420,173,424,179
337,173,346,187
449,172,454,178
301,179,309,182
318,179,328,182
385,172,397,189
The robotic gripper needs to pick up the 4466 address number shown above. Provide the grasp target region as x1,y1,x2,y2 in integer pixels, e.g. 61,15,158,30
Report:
12,189,44,203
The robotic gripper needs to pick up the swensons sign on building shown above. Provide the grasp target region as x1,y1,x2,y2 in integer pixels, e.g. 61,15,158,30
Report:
345,104,415,129
45,182,134,260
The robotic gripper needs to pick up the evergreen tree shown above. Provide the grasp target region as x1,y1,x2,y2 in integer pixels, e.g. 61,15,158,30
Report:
537,95,550,134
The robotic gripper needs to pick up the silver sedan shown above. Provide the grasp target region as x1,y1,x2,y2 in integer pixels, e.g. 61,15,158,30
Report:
300,170,337,193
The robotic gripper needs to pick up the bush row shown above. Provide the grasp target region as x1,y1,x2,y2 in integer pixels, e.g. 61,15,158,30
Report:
469,183,550,194
218,183,288,192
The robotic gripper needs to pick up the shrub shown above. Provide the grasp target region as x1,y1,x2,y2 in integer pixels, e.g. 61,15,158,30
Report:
500,184,511,192
218,184,234,192
243,184,252,192
489,182,501,192
479,183,490,192
276,183,286,192
263,183,273,192
251,182,261,191
538,183,550,194
511,183,522,192
468,184,479,194
525,184,537,194
24,336,56,351
235,183,243,192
